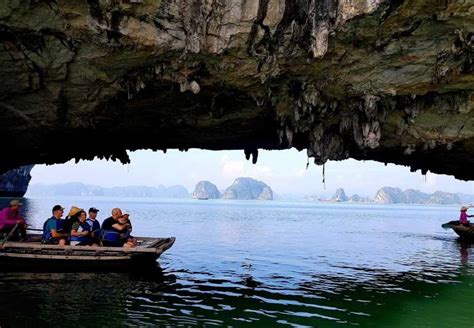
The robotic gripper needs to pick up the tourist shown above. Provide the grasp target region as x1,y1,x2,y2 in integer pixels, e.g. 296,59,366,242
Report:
86,207,101,245
70,210,93,246
42,205,68,245
459,206,473,226
118,213,137,248
101,208,130,246
0,199,27,241
63,206,82,233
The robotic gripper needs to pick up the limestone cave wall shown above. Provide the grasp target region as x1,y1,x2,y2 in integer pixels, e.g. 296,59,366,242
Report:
0,0,473,179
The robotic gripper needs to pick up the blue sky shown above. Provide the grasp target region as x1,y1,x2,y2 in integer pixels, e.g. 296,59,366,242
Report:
29,149,474,197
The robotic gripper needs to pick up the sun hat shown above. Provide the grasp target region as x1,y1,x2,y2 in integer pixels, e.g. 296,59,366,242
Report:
10,199,23,206
67,206,83,217
461,206,469,212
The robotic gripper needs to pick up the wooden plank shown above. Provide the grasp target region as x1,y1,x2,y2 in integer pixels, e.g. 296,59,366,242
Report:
3,242,162,254
0,253,132,260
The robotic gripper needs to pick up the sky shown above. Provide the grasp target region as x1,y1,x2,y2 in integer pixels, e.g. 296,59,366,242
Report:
29,149,474,197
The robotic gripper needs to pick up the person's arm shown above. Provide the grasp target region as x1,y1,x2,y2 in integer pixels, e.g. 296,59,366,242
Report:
71,229,88,237
111,223,129,231
51,229,67,238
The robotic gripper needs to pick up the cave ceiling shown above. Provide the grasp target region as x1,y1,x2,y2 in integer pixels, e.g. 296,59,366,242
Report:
0,0,473,179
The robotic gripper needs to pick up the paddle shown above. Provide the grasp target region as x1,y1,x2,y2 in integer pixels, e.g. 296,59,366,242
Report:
0,223,19,249
26,227,43,232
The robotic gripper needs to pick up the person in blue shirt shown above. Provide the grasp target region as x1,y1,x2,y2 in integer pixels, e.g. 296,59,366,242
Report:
42,205,67,245
86,207,101,245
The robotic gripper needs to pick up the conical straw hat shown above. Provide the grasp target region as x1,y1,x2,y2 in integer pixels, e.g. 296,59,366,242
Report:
67,206,82,217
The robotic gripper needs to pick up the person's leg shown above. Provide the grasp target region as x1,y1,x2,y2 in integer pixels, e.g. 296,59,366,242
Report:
18,224,27,240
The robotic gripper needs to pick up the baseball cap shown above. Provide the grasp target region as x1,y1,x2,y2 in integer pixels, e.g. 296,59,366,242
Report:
88,207,100,213
52,204,65,212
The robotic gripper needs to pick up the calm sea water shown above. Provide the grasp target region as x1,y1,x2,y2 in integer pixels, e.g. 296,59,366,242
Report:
0,197,472,327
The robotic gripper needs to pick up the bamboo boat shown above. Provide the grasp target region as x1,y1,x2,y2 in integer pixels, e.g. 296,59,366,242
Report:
0,234,175,270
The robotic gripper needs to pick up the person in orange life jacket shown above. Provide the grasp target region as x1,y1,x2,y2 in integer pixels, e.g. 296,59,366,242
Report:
42,205,67,245
70,210,94,246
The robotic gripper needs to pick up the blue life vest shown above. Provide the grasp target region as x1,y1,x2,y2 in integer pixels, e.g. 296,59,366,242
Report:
101,230,121,242
42,217,64,241
70,221,91,243
86,218,101,236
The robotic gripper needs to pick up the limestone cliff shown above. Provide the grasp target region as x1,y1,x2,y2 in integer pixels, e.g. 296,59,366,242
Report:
223,177,273,200
0,165,34,197
192,181,220,199
374,187,461,204
0,1,473,180
333,188,348,202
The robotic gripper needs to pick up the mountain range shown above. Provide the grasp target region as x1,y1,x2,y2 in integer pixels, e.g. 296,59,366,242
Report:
306,187,468,205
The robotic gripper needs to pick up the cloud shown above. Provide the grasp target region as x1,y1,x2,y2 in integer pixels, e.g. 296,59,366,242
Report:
221,158,273,180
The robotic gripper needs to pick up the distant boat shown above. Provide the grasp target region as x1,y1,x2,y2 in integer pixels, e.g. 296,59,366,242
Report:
197,197,209,200
318,198,341,203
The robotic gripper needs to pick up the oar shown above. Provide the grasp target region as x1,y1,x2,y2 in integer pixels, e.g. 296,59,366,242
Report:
0,223,19,249
26,227,42,232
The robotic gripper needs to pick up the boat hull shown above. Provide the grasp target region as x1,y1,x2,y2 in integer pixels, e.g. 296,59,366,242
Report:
452,226,474,242
0,236,175,271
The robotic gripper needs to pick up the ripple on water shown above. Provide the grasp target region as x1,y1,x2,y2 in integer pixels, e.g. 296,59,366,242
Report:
0,199,472,327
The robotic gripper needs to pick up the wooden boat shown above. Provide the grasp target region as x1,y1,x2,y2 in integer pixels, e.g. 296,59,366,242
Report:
0,234,175,270
442,221,474,242
451,225,474,242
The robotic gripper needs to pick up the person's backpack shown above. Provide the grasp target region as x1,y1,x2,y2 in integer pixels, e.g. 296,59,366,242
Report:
63,216,78,233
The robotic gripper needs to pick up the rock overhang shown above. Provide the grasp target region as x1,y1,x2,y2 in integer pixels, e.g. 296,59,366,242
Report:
0,0,473,179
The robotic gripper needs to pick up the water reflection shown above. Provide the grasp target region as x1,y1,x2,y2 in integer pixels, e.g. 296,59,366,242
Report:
0,260,472,327
459,242,470,266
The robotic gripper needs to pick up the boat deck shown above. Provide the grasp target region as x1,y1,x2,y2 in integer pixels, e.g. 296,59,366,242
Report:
0,234,176,270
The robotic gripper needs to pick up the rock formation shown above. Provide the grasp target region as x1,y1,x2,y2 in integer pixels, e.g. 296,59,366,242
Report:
223,177,273,200
0,1,473,182
348,194,371,203
192,181,220,199
374,187,407,203
333,188,348,202
0,165,34,197
373,187,461,204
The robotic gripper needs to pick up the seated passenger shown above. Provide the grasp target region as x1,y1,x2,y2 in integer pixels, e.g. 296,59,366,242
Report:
101,208,130,247
118,213,137,248
70,210,93,246
86,207,101,245
63,206,82,233
0,200,27,241
42,205,67,245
